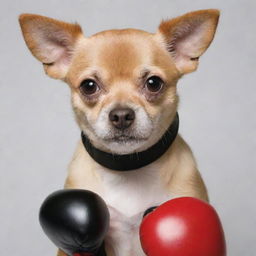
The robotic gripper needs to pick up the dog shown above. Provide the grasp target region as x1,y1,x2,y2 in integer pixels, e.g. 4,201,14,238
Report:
19,9,219,256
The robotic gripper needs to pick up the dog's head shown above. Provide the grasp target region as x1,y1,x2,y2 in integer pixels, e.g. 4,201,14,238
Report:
19,10,219,154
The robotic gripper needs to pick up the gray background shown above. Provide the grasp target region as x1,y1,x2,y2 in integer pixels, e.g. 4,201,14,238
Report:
0,0,255,255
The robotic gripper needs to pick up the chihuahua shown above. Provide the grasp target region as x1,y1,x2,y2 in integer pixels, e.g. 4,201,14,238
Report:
19,9,219,256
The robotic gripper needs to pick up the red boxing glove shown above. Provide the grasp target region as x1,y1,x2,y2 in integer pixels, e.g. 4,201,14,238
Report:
140,197,226,256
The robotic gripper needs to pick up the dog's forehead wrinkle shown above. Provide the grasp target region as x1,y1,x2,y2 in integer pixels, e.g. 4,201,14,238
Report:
84,32,155,71
97,38,152,78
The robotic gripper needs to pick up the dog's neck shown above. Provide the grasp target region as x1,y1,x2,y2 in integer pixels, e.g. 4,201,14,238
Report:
81,113,179,171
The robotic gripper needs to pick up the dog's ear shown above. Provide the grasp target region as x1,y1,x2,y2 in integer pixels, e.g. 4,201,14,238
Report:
19,14,83,79
157,9,220,74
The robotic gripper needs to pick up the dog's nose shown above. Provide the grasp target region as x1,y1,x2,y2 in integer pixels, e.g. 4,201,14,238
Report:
109,108,135,129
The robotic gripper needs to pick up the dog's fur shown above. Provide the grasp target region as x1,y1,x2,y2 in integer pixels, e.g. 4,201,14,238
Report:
19,9,219,256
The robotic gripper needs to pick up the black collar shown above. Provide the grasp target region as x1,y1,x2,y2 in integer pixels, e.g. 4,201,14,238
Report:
81,113,179,171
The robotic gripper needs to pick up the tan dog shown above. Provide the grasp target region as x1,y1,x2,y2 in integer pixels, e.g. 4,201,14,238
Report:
19,9,219,256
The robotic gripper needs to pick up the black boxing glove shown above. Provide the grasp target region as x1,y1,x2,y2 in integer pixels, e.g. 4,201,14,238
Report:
39,189,110,256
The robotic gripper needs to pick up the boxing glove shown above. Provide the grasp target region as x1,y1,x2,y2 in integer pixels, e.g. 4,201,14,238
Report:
140,197,226,256
39,189,110,256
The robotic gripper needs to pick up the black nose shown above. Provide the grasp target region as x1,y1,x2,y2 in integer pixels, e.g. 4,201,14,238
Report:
109,107,135,129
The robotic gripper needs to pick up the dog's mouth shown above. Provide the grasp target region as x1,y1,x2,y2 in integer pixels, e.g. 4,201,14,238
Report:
104,135,148,143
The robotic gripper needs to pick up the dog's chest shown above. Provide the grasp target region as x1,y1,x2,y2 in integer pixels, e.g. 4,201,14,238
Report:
96,163,171,216
95,164,172,256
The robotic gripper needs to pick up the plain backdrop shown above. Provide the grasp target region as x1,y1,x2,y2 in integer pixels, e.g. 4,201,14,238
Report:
0,0,255,255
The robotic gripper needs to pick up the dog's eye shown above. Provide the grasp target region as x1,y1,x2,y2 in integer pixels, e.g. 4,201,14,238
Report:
80,79,99,95
145,76,163,93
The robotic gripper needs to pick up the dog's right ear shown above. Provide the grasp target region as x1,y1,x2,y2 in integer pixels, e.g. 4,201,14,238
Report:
19,14,83,79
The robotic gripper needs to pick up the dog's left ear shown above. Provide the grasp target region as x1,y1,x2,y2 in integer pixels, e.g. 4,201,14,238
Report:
157,9,220,74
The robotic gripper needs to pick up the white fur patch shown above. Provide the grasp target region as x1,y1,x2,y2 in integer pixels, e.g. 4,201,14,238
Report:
95,162,172,256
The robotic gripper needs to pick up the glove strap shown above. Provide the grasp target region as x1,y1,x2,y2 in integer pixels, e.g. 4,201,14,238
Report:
73,242,107,256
